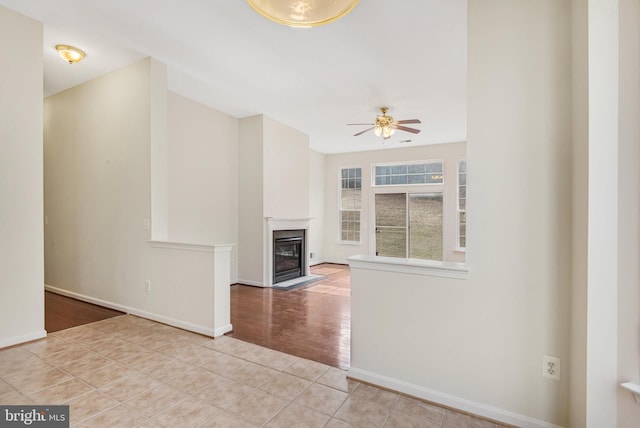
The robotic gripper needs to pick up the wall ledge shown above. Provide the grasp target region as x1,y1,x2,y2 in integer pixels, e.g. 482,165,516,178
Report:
147,241,234,253
347,254,469,279
621,382,640,404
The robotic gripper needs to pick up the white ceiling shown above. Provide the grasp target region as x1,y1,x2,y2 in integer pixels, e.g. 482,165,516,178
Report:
1,0,467,154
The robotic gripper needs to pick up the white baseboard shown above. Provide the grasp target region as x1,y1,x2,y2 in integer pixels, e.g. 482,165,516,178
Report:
309,260,325,267
45,285,215,337
0,329,47,349
347,367,565,428
214,324,233,337
236,279,265,287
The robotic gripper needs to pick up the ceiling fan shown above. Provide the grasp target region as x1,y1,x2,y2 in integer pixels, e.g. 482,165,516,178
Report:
347,107,421,140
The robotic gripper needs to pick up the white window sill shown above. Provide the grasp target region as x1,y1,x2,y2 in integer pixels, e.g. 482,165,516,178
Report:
454,247,466,253
347,254,468,280
338,241,361,246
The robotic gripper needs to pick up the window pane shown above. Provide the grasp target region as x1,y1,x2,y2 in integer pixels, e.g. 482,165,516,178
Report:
408,174,427,184
340,168,362,242
425,162,443,174
375,193,407,255
391,175,408,185
408,164,426,174
374,161,444,187
377,176,390,185
376,166,390,176
425,174,444,184
457,159,467,249
409,193,443,261
391,165,408,175
376,227,407,257
352,189,362,210
375,193,406,227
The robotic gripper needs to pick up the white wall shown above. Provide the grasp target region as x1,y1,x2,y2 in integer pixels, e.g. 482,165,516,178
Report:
150,59,169,241
617,0,640,425
586,0,619,424
44,59,153,303
569,0,588,425
570,0,640,425
237,115,310,285
262,116,310,219
0,6,45,347
309,150,326,265
237,116,265,285
167,91,238,281
323,143,466,264
349,1,572,426
44,59,227,335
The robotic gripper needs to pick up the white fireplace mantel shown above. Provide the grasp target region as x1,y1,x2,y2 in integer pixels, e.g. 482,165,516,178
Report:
264,217,312,287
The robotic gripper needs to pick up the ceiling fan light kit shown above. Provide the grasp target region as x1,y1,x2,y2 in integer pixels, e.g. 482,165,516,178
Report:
246,0,359,28
348,107,422,141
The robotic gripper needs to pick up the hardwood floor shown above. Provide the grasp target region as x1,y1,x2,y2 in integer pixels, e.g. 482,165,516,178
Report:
44,264,350,368
45,291,125,332
229,263,351,369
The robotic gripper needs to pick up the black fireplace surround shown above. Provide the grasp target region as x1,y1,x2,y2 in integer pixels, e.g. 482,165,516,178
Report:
273,229,305,284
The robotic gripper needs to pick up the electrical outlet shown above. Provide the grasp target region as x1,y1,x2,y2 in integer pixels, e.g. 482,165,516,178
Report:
543,356,560,380
145,280,151,292
143,218,150,231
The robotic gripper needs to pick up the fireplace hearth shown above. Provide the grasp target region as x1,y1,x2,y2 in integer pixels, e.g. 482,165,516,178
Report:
273,229,305,284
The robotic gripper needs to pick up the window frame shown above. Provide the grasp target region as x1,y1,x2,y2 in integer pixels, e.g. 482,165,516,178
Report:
369,176,446,260
373,191,445,261
338,166,362,244
456,159,466,252
371,160,445,187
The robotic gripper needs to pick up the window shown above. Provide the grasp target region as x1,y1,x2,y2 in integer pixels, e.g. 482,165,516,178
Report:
457,159,466,249
373,161,444,186
375,192,443,261
340,167,361,243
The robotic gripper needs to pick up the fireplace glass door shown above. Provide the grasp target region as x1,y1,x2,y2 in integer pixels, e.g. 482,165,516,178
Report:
273,230,305,283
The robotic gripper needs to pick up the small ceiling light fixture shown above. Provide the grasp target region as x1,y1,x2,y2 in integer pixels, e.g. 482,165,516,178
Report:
55,44,85,64
373,107,396,140
246,0,359,28
348,107,421,140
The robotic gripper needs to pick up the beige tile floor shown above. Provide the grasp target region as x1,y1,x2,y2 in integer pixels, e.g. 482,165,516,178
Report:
0,315,509,427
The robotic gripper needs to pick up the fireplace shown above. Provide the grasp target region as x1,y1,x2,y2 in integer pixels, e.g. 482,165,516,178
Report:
273,229,305,284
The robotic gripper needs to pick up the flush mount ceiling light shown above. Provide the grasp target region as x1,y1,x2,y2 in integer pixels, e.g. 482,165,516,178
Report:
55,44,85,64
246,0,359,28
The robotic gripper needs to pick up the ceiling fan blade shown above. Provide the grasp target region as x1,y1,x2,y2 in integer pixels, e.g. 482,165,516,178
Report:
353,127,375,136
394,125,421,134
396,119,421,124
347,123,374,126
